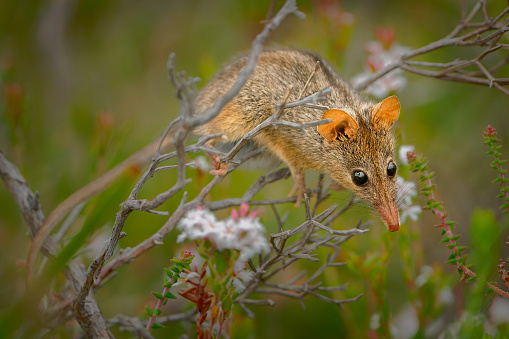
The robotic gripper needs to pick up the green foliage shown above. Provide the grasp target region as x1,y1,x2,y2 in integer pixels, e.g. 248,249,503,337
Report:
484,126,509,215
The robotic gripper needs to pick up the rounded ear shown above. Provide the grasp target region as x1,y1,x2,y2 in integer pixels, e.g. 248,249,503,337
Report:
317,109,358,141
371,96,400,130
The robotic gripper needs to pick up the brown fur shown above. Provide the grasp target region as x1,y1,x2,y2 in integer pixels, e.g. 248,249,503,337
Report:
195,49,400,230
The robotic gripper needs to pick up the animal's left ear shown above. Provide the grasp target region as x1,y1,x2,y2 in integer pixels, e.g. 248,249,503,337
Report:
371,96,400,130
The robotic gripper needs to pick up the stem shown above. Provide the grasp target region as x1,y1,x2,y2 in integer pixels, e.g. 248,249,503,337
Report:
146,287,169,332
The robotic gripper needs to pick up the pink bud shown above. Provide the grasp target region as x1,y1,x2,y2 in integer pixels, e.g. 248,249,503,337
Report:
406,151,417,163
239,202,250,217
231,208,239,222
375,27,396,50
483,125,497,138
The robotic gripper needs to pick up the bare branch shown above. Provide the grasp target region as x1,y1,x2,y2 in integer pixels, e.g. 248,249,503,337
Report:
355,1,509,97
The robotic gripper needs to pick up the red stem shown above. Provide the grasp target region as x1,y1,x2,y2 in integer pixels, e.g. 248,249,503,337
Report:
424,176,476,279
146,287,169,332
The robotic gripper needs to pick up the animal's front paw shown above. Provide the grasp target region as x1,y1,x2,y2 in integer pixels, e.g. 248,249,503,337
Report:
208,154,230,176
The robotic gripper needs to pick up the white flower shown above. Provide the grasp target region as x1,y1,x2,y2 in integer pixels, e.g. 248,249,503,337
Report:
396,176,421,223
401,205,421,223
176,208,221,243
351,41,410,98
414,265,433,288
170,271,200,290
398,145,415,166
369,313,381,330
231,269,255,293
177,207,270,262
193,156,210,172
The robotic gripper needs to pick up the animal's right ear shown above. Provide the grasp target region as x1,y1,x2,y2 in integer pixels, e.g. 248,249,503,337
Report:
317,109,358,141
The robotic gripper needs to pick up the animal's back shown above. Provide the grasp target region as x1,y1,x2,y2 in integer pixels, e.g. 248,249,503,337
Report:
195,49,365,141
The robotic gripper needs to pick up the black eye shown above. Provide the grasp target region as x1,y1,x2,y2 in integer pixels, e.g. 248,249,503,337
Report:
352,170,368,186
387,161,397,177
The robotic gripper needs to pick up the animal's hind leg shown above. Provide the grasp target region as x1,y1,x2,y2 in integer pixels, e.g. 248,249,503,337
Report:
287,166,306,207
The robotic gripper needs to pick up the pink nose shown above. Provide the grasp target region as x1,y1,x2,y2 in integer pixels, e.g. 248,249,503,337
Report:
388,224,400,232
375,202,400,232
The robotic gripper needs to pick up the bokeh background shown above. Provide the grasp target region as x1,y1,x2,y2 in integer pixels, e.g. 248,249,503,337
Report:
1,0,508,338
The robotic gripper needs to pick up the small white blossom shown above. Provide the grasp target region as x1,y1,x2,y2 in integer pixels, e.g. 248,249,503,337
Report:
232,277,246,293
398,145,415,166
231,269,255,293
369,312,381,330
170,271,200,290
414,265,433,288
402,205,421,223
396,176,421,223
351,41,410,98
193,156,210,172
176,208,220,243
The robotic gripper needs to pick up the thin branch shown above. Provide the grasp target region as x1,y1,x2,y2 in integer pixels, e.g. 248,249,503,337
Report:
355,1,509,96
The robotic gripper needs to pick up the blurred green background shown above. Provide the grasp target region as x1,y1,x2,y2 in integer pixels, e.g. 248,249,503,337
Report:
1,0,509,338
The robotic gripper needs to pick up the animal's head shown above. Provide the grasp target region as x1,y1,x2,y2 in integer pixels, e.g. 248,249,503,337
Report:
317,96,400,232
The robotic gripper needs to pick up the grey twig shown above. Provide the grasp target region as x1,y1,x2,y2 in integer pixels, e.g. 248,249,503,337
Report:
355,1,509,97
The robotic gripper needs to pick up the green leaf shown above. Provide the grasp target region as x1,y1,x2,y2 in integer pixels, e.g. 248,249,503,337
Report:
216,251,228,274
232,291,240,301
155,309,161,316
214,283,222,295
466,276,477,283
164,291,178,299
170,266,180,273
222,296,233,313
440,236,450,243
145,306,154,317
164,268,174,278
151,323,165,329
152,292,164,300
164,281,173,288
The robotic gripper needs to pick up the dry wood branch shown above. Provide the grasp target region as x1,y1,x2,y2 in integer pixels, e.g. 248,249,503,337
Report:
108,309,197,338
0,151,113,338
236,196,367,312
25,136,174,286
355,1,509,97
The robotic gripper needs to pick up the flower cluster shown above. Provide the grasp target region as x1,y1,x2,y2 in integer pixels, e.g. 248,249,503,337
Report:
177,203,270,263
352,27,409,98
